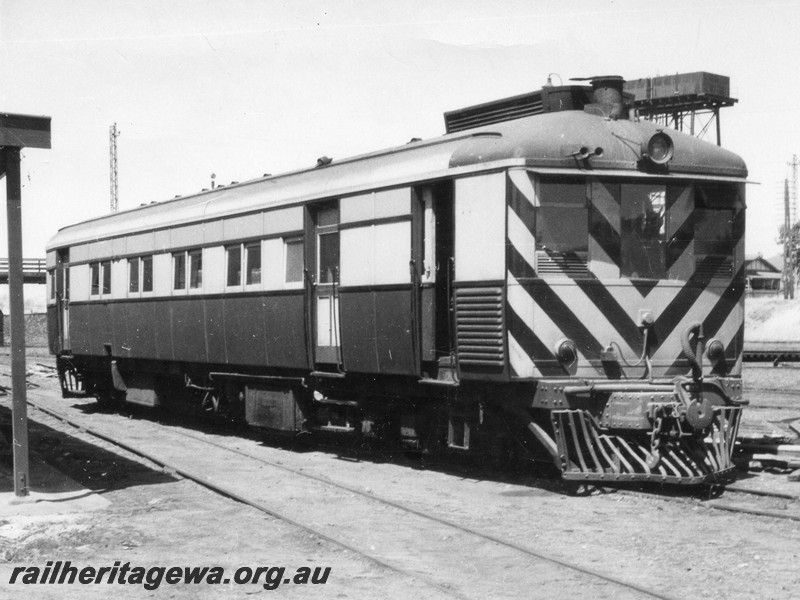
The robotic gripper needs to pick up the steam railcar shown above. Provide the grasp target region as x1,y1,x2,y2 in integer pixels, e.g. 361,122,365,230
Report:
47,76,747,484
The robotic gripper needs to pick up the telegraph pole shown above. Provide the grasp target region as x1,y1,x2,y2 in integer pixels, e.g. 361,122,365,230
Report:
110,123,120,213
784,178,795,299
789,154,799,225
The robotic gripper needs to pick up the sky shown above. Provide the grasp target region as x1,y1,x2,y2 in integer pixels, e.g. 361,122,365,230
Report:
1,0,799,311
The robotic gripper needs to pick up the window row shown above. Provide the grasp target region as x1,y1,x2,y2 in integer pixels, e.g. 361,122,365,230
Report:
52,220,413,303
86,236,305,299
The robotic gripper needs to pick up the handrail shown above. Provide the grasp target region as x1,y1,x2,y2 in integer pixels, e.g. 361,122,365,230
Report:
0,258,47,273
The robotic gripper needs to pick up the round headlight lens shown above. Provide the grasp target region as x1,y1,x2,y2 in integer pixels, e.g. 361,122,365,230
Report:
646,132,674,164
555,339,578,365
706,338,725,361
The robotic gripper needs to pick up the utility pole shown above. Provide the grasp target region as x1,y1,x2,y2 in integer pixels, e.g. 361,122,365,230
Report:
789,154,799,225
109,123,120,213
784,178,795,299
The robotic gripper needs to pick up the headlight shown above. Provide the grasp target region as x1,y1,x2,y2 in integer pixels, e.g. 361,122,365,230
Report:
706,338,725,361
554,338,578,366
645,132,674,165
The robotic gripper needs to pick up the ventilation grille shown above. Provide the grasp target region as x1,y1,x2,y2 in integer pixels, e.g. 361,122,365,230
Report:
444,86,593,133
695,256,734,279
455,287,505,368
536,251,589,278
445,95,544,133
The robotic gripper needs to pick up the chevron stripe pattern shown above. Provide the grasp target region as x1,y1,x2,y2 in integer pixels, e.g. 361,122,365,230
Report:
505,171,745,380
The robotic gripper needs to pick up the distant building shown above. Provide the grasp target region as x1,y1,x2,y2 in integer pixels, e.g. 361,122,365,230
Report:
744,255,782,297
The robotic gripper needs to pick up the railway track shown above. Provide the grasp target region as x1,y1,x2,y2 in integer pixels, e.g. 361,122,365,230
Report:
743,341,800,362
76,405,800,522
16,376,800,597
25,393,681,600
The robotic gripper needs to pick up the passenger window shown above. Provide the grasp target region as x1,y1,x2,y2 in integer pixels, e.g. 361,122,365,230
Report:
91,263,100,296
245,242,261,285
91,261,111,297
173,253,186,290
129,258,139,292
227,245,242,287
142,256,153,292
285,238,304,283
101,260,111,295
189,249,202,289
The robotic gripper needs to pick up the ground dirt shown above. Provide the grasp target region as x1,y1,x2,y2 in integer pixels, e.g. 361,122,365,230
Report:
0,350,798,599
745,297,800,341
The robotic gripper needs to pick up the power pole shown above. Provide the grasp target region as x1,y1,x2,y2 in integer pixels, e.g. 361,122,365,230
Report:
789,154,799,225
109,123,120,213
784,178,795,299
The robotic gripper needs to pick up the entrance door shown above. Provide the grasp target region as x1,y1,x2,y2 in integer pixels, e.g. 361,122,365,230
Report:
418,182,455,367
313,202,342,367
57,249,70,351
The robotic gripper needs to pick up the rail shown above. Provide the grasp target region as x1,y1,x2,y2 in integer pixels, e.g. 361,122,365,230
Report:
0,258,47,284
743,341,800,363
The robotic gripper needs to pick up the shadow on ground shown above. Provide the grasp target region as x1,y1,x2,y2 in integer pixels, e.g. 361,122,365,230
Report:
0,404,177,496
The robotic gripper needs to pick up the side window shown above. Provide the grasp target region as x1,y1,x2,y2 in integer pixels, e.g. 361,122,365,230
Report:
129,255,154,294
48,269,56,301
173,252,186,290
285,237,304,283
101,260,111,295
188,249,202,289
129,258,139,293
226,245,242,287
90,261,112,297
245,242,261,285
142,256,153,292
91,262,100,296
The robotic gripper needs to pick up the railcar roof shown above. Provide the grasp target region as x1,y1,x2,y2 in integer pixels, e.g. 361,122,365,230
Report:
47,110,747,251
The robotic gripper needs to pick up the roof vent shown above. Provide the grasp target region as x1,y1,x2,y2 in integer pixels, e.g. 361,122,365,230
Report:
444,83,593,133
573,75,629,119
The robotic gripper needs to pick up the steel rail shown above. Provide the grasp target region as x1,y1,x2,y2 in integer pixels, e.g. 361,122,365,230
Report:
701,502,800,521
722,484,799,500
606,484,800,522
27,398,681,600
743,387,800,397
26,400,471,600
167,421,800,523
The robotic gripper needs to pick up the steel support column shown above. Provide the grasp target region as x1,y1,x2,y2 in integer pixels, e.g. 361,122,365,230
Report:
2,147,29,496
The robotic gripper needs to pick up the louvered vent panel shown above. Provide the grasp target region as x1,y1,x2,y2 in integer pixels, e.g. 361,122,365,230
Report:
535,251,589,278
695,256,734,279
455,287,505,368
445,98,545,133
